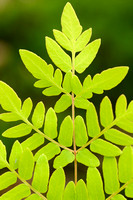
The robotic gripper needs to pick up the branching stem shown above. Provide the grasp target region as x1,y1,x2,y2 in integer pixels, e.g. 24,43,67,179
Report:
72,47,77,184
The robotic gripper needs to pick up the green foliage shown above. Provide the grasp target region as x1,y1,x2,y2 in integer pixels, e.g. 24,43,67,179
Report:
0,2,132,200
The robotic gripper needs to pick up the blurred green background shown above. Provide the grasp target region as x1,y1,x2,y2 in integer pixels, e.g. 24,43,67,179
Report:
0,0,133,184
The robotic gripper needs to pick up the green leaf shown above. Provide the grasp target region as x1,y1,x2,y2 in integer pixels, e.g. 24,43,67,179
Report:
116,118,133,133
0,141,7,169
111,194,127,200
86,103,100,137
0,81,21,112
54,69,63,86
75,97,90,109
32,154,49,193
90,139,122,156
127,100,133,120
75,116,88,147
47,168,65,200
21,133,44,151
0,184,31,199
53,29,72,51
18,148,34,180
44,108,57,139
76,148,100,167
118,146,133,183
63,181,75,200
75,179,88,200
53,150,74,169
34,142,60,161
125,182,133,198
75,39,101,73
46,37,71,73
75,28,92,52
104,128,133,146
0,172,17,191
32,101,45,129
21,97,33,119
25,194,43,200
81,75,93,98
9,141,23,170
100,96,114,127
54,94,72,113
92,66,129,93
102,157,119,194
63,71,72,93
58,116,73,147
61,2,82,41
87,167,105,200
0,112,20,122
2,123,32,138
71,75,82,95
43,86,61,96
115,94,127,117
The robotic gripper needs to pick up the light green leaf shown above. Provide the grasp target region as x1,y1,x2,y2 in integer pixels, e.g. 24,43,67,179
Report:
0,184,31,199
9,140,23,170
63,71,72,93
115,94,127,117
0,81,21,112
104,128,133,146
25,194,43,200
54,94,72,113
127,100,133,120
2,123,32,138
0,112,20,122
44,108,57,139
81,75,93,98
76,148,100,167
100,96,114,127
0,141,7,170
54,69,63,86
0,172,17,191
87,167,105,200
92,67,129,93
102,157,119,194
125,182,133,198
53,29,72,51
86,103,100,137
75,116,88,147
34,142,60,161
43,86,61,96
32,101,45,129
118,146,133,183
47,168,65,200
76,179,88,200
53,150,74,169
58,116,73,147
18,148,34,180
63,181,75,200
116,118,133,133
46,37,71,73
111,194,127,200
90,139,122,156
21,97,33,119
75,28,92,52
74,97,90,110
75,39,101,73
71,75,82,95
21,133,44,151
61,2,82,41
32,154,49,193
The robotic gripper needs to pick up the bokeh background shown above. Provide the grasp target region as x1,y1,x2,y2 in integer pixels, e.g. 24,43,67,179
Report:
0,0,133,195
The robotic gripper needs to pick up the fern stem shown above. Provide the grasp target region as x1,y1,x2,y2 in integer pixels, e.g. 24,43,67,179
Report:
106,178,133,200
72,47,77,184
6,162,47,200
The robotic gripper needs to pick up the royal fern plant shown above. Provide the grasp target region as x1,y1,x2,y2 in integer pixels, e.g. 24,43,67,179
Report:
0,2,133,200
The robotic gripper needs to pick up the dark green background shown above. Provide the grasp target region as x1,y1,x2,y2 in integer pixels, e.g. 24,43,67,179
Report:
0,0,133,194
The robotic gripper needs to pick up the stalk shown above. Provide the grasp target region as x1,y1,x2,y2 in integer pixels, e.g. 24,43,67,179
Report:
72,48,77,184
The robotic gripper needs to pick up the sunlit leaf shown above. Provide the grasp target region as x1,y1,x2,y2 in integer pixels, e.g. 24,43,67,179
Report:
125,182,133,198
63,181,75,200
115,94,127,117
32,101,45,129
75,97,90,110
0,112,20,122
21,97,33,119
0,172,17,191
75,179,88,200
111,194,127,200
63,71,72,93
71,75,82,95
0,141,7,170
54,94,72,113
